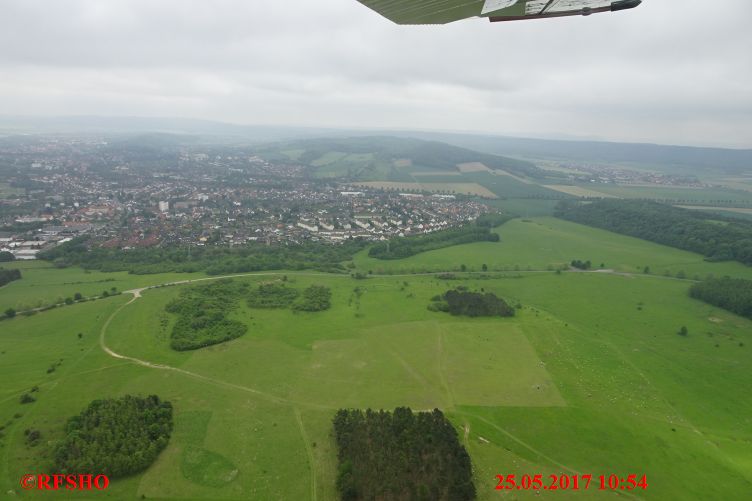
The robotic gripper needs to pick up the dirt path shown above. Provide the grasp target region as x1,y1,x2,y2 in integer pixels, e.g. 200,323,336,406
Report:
98,299,327,407
295,407,317,501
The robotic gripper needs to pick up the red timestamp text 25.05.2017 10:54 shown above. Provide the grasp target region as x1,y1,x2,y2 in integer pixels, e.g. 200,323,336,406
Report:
495,474,648,491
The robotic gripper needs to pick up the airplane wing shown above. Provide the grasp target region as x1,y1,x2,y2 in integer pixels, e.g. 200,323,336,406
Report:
355,0,641,25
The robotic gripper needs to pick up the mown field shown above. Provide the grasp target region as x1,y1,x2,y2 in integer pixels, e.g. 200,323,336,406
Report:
1,218,752,499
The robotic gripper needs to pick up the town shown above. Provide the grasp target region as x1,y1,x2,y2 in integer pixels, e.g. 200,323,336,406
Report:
0,135,492,259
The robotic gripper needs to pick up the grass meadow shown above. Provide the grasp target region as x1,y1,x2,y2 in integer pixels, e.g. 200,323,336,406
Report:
353,217,752,280
1,218,751,499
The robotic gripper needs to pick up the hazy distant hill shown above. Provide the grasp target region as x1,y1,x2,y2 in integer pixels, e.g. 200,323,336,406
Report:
259,136,545,180
0,116,336,144
394,131,752,176
2,116,750,176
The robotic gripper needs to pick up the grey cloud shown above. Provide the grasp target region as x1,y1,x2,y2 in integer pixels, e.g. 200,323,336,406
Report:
0,0,750,147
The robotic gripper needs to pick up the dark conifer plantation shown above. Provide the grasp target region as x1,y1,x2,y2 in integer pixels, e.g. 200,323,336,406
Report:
54,395,173,478
333,407,475,501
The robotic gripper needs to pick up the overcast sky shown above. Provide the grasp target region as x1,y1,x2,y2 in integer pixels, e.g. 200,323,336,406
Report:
0,0,750,148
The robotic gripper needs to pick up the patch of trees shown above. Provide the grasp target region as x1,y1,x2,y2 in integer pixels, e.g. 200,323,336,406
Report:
333,407,475,501
570,260,592,270
165,279,248,351
246,283,332,312
39,236,366,275
0,251,14,262
247,283,299,308
429,289,515,317
369,223,502,261
690,278,752,320
475,212,515,228
292,285,332,312
0,267,21,287
555,200,752,266
53,395,173,478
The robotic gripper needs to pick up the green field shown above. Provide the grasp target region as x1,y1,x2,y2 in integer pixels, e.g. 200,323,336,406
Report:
570,185,752,206
2,218,752,499
0,260,209,312
0,182,23,198
354,217,752,280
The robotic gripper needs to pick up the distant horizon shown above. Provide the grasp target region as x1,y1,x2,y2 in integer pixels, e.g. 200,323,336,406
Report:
1,114,750,151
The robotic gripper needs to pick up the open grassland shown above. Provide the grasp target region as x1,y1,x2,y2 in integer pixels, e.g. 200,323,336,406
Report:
544,185,619,198
487,198,562,217
0,182,23,198
2,221,752,499
280,149,305,161
354,217,752,280
718,176,752,192
309,152,391,180
2,270,751,499
677,205,752,215
457,162,491,173
579,185,752,206
463,172,565,199
0,260,207,312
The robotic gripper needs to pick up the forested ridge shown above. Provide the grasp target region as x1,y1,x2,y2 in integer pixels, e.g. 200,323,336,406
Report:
556,200,752,265
333,407,475,501
690,278,752,319
53,395,173,478
264,136,543,179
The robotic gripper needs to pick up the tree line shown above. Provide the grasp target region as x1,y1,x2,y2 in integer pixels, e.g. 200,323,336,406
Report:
570,260,592,270
53,395,173,478
0,267,21,287
555,200,752,266
690,278,752,320
369,220,508,261
333,407,475,501
39,237,366,275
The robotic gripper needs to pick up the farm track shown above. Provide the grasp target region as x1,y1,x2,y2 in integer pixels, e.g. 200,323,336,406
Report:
294,407,317,501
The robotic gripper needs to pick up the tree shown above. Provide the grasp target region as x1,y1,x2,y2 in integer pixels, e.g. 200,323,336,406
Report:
20,393,36,404
460,264,467,272
482,263,488,272
64,297,74,305
678,326,688,337
4,308,16,318
0,251,14,262
74,292,83,301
